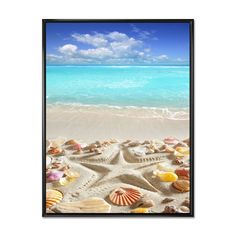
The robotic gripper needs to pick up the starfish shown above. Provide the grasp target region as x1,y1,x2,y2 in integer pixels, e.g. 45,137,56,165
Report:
76,145,164,193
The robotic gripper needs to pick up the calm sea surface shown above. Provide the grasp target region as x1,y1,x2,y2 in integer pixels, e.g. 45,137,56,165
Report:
46,65,189,109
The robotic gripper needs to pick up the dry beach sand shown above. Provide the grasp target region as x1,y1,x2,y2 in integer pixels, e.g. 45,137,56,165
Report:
45,105,191,214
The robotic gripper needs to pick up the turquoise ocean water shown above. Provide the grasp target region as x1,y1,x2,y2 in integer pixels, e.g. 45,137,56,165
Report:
46,65,189,109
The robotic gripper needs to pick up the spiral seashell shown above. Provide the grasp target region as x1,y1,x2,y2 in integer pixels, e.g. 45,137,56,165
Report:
46,189,63,209
109,187,141,206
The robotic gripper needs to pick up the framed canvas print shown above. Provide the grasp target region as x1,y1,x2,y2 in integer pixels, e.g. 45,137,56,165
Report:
42,19,194,217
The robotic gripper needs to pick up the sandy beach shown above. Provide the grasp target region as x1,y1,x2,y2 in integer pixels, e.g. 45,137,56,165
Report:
45,105,190,214
46,104,189,143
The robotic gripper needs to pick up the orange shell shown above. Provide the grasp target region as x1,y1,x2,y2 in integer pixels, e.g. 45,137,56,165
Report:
109,187,141,206
47,147,63,155
46,189,63,209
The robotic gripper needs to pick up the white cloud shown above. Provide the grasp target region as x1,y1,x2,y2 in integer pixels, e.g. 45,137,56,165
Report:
156,54,169,60
47,31,178,64
46,54,63,62
79,47,113,59
110,38,142,57
107,31,129,41
58,44,78,55
72,33,108,47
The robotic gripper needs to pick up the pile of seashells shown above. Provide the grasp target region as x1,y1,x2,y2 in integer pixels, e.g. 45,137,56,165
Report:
45,137,191,214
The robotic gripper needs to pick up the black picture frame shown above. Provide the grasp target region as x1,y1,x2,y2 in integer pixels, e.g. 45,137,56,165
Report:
42,19,194,217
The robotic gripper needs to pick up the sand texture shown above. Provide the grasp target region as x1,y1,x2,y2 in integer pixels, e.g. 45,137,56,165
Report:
46,138,190,214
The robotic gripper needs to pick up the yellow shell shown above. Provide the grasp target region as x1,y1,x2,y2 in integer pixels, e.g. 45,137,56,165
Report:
175,147,189,155
174,150,185,158
131,208,149,213
46,189,63,208
158,172,178,182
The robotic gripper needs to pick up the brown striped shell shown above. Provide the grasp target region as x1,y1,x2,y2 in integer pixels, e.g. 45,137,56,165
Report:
109,187,141,206
64,139,77,145
172,180,190,192
46,189,63,209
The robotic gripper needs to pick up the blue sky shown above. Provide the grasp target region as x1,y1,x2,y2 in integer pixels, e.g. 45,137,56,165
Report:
46,22,190,65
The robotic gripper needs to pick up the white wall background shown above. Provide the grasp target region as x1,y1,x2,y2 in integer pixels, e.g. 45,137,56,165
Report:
0,0,235,234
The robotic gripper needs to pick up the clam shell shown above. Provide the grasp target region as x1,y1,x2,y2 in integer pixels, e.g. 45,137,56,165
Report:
46,189,63,209
47,170,64,182
47,147,64,155
175,168,190,180
131,195,154,209
72,143,82,150
179,206,190,213
173,150,185,158
174,142,188,148
172,180,190,192
109,187,141,206
175,147,189,155
53,197,111,213
64,139,77,145
164,137,179,145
